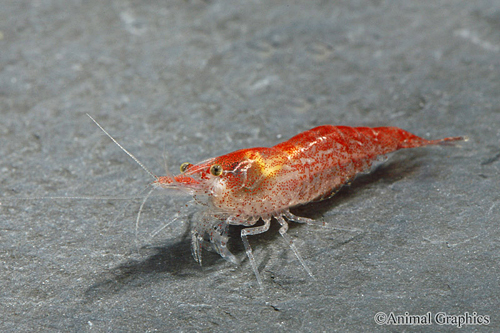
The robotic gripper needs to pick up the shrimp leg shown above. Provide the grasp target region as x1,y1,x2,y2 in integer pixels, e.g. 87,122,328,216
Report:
284,211,325,226
211,221,239,265
275,215,315,279
240,217,271,288
191,230,204,265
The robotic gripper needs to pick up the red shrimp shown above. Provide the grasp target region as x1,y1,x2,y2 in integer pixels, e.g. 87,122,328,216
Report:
89,116,464,287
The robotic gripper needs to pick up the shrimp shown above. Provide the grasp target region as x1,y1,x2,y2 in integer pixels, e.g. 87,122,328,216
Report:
89,115,464,287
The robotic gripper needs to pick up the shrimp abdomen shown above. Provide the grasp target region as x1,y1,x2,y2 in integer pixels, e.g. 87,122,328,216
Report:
273,125,463,205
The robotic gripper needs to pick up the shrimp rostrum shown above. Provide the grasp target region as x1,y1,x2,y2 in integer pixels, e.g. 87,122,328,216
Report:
89,116,464,287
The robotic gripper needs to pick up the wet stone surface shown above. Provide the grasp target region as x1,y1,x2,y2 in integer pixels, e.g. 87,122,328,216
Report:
1,0,499,331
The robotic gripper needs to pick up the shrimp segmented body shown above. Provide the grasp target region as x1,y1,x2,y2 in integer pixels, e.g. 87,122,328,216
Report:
88,115,463,287
151,125,463,287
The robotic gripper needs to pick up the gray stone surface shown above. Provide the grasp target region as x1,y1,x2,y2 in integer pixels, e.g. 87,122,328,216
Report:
1,0,499,331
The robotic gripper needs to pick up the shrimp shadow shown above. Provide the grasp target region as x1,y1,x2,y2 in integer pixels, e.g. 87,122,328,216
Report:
83,226,223,303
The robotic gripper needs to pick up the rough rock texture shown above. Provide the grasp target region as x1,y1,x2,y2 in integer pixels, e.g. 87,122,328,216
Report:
1,0,498,331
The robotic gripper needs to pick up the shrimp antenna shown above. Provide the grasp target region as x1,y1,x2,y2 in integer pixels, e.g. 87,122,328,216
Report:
87,114,158,180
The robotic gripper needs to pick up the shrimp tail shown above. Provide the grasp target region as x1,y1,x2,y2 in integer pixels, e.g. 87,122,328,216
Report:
366,127,466,150
425,136,467,146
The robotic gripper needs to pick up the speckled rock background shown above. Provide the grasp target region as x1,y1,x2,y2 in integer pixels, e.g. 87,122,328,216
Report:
1,0,499,331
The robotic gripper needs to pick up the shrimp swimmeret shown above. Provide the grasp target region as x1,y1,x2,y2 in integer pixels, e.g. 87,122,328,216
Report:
88,115,464,288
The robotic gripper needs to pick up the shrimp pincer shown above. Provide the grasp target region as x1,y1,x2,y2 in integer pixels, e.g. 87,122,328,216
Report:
88,115,464,288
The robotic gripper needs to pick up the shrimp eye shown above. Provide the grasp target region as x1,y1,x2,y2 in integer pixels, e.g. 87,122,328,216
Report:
180,162,191,173
210,164,223,176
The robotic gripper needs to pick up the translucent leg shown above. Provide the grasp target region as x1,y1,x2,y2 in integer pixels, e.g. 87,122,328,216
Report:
227,215,259,227
212,221,239,265
284,210,325,226
191,231,204,265
149,200,193,240
285,211,362,233
240,217,271,288
149,216,179,239
275,215,315,279
215,241,239,265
